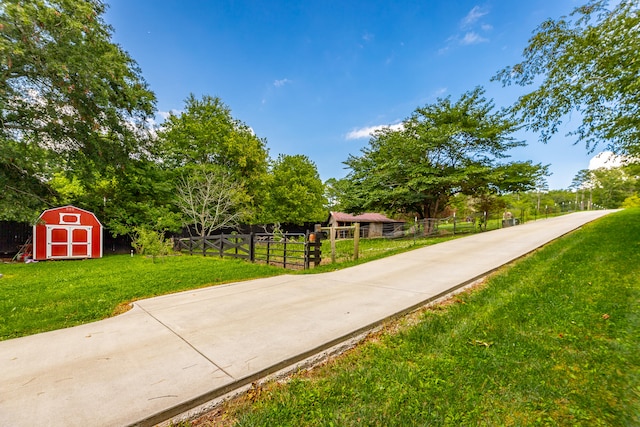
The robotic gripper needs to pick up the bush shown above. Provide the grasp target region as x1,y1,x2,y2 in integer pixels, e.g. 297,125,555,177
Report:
621,195,640,208
131,227,173,261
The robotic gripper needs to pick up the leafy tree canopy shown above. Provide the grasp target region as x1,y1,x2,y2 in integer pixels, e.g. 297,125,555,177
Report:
157,94,269,220
157,94,268,179
50,160,182,236
343,88,542,219
1,0,156,220
260,154,327,225
571,166,638,208
494,0,640,156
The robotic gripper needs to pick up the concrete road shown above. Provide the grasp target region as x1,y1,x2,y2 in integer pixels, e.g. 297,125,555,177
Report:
0,210,614,426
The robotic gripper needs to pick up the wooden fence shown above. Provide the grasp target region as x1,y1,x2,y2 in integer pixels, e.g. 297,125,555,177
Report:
176,232,322,270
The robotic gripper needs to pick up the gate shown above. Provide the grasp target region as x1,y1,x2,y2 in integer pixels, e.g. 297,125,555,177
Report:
176,232,322,270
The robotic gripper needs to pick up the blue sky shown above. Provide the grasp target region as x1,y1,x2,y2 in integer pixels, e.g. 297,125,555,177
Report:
104,0,599,190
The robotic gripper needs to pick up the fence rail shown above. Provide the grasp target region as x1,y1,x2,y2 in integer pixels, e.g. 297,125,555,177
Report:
176,232,321,270
176,234,253,259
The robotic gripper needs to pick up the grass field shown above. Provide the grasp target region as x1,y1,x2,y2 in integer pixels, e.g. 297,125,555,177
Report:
0,233,457,340
2,210,637,425
0,255,285,340
188,208,639,426
315,234,458,269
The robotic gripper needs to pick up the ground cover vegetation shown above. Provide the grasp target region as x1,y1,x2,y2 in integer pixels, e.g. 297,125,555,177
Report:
0,231,463,340
0,255,285,340
188,208,640,427
312,234,462,272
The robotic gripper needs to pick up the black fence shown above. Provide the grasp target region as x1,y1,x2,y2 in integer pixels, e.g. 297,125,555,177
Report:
176,232,322,270
0,222,32,257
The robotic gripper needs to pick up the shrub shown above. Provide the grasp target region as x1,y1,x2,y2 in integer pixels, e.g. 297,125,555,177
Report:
131,227,173,261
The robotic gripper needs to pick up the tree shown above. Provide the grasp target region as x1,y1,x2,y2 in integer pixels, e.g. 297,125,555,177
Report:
343,88,528,220
571,169,595,210
1,0,157,220
621,195,640,208
176,165,246,240
260,154,327,224
0,142,54,221
157,94,269,214
589,167,637,208
323,177,352,211
49,160,183,236
494,1,640,156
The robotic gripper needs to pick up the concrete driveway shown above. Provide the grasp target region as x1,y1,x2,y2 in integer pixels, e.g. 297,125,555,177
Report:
0,210,614,426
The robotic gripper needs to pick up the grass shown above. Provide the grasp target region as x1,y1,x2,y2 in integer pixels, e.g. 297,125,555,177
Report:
0,233,458,340
0,255,284,340
315,235,460,270
190,208,639,426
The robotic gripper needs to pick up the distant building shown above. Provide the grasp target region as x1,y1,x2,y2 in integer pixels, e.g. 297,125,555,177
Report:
327,212,405,238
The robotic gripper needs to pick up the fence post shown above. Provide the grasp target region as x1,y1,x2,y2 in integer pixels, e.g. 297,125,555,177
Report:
304,231,310,270
249,232,255,262
266,240,271,264
354,222,360,261
453,212,457,234
283,237,287,269
219,234,224,258
313,237,321,267
330,226,336,264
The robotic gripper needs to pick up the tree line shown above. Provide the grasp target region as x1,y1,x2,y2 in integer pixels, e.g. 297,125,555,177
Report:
1,0,638,241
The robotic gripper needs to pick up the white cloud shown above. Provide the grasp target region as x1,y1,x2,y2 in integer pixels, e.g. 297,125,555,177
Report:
345,123,404,140
441,6,491,53
273,78,291,87
434,87,448,97
460,31,489,45
588,151,625,170
362,31,374,42
461,6,488,28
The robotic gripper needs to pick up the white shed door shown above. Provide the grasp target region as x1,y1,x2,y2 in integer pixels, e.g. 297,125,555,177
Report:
46,225,92,259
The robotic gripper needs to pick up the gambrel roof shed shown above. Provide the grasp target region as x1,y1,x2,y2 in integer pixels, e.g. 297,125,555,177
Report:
33,205,103,261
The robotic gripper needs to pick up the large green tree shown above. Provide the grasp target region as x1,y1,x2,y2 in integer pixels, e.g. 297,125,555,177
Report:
494,0,640,156
260,154,327,225
1,0,157,220
157,94,269,218
343,88,540,219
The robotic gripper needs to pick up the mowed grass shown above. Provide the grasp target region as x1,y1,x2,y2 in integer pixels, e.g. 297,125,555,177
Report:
0,233,457,340
201,209,639,426
0,255,284,340
315,234,458,270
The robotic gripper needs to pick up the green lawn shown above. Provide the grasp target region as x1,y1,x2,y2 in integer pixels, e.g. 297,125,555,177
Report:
195,208,639,426
0,232,457,340
315,234,458,268
0,255,284,340
2,210,638,425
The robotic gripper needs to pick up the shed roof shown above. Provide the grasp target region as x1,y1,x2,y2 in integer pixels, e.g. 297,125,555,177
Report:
330,211,404,223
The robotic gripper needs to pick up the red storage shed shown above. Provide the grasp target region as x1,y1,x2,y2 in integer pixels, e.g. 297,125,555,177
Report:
33,206,103,261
